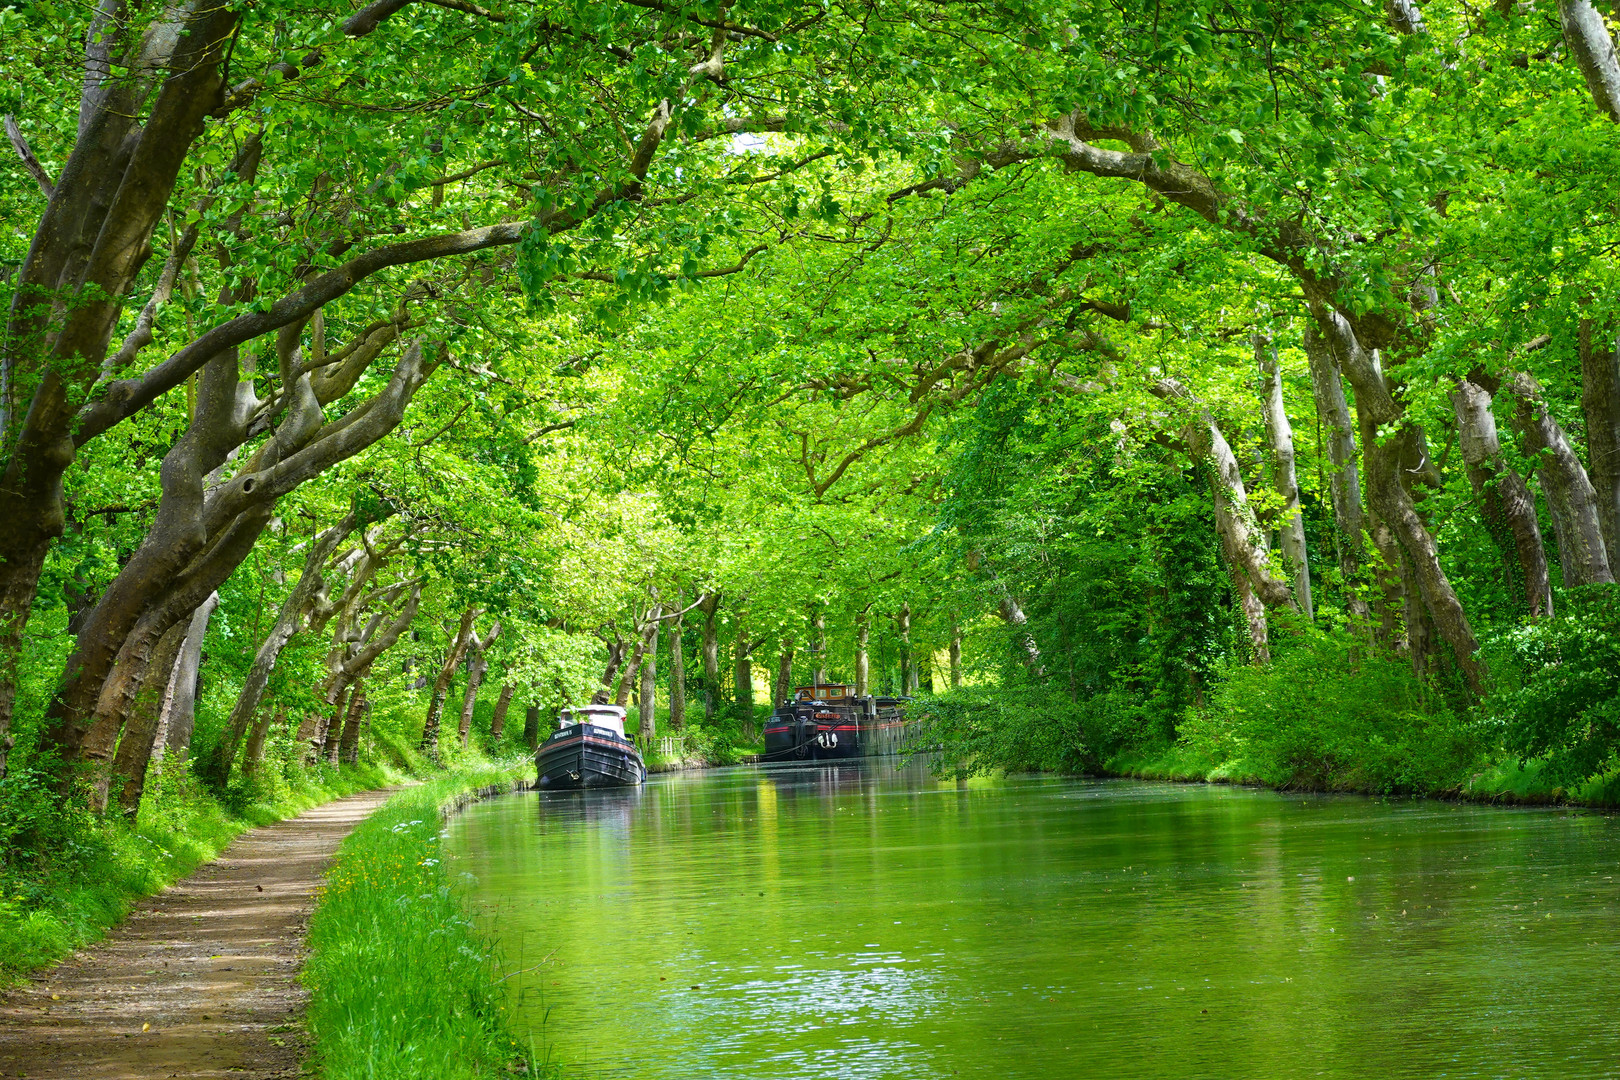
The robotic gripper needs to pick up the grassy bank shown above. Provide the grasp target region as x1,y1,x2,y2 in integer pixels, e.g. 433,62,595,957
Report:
302,761,551,1080
0,756,403,984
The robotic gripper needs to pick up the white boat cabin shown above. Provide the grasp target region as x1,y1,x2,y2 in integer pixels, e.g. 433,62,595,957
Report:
558,704,628,736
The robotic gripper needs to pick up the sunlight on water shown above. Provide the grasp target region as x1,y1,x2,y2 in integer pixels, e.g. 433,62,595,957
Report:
443,761,1620,1079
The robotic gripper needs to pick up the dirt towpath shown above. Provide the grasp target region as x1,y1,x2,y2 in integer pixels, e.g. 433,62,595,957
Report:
0,787,399,1080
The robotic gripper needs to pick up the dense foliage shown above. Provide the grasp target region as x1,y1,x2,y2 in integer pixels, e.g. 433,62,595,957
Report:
5,0,1620,982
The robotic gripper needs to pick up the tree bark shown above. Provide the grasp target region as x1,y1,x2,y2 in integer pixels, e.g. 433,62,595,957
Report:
1229,564,1270,664
668,588,687,731
1559,0,1620,121
698,592,720,720
916,644,933,693
1364,427,1487,691
523,704,541,752
151,591,219,767
316,686,351,766
242,706,283,776
773,637,795,705
1302,320,1369,618
1257,337,1313,621
810,606,827,684
855,609,870,697
337,676,368,766
1508,371,1615,585
1579,321,1620,561
457,620,501,748
421,606,477,757
1451,379,1553,617
898,603,913,695
489,683,514,742
949,622,962,688
593,627,627,705
639,610,660,742
732,604,756,728
107,620,188,820
202,513,355,786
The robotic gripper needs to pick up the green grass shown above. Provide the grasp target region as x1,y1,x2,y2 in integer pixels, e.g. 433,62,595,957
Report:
0,756,402,984
302,760,555,1080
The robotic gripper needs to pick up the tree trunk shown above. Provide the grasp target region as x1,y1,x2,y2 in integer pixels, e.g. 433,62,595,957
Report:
457,620,501,749
898,603,913,695
1302,320,1370,621
1508,371,1615,585
153,591,219,767
773,637,795,705
337,677,368,766
639,610,660,742
1580,321,1620,560
668,589,686,731
202,513,354,786
698,592,720,721
593,629,627,705
317,686,351,766
949,622,962,688
1558,0,1620,120
916,645,933,694
1451,378,1553,617
420,607,477,757
489,683,514,742
242,707,282,776
107,620,188,819
1258,337,1313,621
523,704,541,752
855,611,870,697
810,607,827,684
732,606,755,728
1229,565,1270,664
1364,427,1487,691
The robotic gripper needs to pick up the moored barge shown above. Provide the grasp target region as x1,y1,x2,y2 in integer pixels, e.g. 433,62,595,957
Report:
536,704,646,789
763,684,907,761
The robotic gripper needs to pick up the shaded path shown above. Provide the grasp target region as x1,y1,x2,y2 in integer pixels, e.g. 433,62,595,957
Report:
0,787,399,1079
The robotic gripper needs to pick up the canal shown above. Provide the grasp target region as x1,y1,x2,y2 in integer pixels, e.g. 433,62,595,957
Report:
443,761,1620,1079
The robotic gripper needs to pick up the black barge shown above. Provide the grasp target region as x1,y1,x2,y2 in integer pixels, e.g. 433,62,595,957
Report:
763,684,907,761
535,704,646,789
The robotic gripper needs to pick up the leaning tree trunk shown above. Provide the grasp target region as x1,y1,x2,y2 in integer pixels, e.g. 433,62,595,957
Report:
421,607,477,757
698,592,720,721
638,612,660,742
1580,320,1620,560
1558,0,1620,121
107,621,189,819
317,686,352,766
1228,565,1270,664
457,620,501,748
203,513,355,786
1451,379,1552,617
668,589,687,731
855,611,870,697
242,707,284,776
489,683,514,742
1258,337,1314,621
336,675,369,766
150,591,220,768
1364,427,1487,692
1509,371,1615,585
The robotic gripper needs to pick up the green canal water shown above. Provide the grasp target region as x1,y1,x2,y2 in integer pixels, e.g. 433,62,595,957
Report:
443,761,1620,1079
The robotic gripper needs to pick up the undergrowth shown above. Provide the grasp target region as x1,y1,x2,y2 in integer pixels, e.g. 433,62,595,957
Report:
303,763,553,1080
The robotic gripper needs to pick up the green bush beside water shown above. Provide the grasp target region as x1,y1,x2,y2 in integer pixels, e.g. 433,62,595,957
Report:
914,621,1620,806
302,764,551,1080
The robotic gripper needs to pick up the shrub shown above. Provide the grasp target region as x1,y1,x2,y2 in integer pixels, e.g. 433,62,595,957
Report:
1484,585,1620,786
1178,631,1482,794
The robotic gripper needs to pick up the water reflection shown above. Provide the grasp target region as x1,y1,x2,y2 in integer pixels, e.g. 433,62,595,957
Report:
444,760,1620,1079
